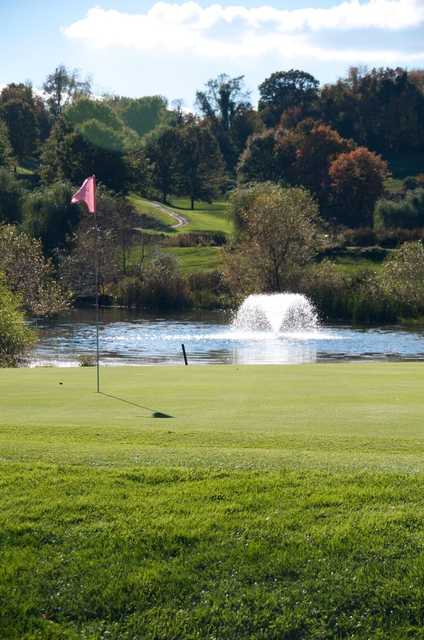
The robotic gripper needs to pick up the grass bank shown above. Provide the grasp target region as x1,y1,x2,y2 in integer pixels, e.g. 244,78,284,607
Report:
2,363,424,639
129,194,232,236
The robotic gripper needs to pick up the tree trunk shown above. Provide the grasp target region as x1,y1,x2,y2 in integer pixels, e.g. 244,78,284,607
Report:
190,195,194,210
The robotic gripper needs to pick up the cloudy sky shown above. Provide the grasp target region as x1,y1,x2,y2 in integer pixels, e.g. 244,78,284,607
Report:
2,0,424,107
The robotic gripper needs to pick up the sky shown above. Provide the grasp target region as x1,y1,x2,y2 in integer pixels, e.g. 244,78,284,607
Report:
1,0,424,107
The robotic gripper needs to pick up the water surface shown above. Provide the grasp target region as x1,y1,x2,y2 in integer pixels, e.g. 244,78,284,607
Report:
30,308,424,366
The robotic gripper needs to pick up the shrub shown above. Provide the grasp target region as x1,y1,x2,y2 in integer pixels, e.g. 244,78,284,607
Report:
300,261,397,323
378,241,424,315
0,225,68,316
375,189,424,229
0,168,23,225
341,227,377,247
188,270,230,309
115,253,192,311
165,231,227,247
0,274,35,367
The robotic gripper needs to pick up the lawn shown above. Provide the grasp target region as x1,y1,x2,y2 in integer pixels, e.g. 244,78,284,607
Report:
128,194,177,232
130,194,232,236
332,255,384,275
2,363,424,639
167,197,232,234
163,246,223,274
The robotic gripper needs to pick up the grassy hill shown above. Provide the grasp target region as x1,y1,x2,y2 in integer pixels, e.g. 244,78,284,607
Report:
129,194,231,276
2,363,424,638
129,194,232,236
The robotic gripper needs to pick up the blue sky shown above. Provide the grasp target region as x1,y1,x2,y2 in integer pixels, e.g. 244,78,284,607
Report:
2,0,424,107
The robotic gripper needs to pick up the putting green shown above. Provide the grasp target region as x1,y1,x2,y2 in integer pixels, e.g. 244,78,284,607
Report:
2,363,424,638
1,363,424,472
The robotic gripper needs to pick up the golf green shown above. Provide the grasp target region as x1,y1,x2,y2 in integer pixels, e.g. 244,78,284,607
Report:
1,363,424,638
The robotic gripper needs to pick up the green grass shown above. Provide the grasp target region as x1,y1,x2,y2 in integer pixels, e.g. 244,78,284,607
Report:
384,176,405,194
129,194,232,236
163,246,223,274
2,363,424,638
128,194,177,232
332,256,384,275
166,197,232,234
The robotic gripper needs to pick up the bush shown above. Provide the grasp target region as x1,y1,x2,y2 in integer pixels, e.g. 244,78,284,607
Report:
341,227,377,247
114,253,192,311
378,241,424,315
0,274,35,366
0,168,23,224
188,270,230,309
23,181,80,257
375,189,424,229
376,227,424,248
0,224,68,316
165,231,227,248
300,261,397,323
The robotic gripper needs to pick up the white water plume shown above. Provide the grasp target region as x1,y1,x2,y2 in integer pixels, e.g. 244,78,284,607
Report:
233,293,319,333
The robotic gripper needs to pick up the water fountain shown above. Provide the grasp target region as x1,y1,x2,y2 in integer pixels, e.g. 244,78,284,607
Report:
232,293,319,333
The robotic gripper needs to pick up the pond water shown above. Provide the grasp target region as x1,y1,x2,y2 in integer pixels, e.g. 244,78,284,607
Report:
30,308,424,366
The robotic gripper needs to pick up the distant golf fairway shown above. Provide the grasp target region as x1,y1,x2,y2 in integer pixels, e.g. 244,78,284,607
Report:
2,363,424,639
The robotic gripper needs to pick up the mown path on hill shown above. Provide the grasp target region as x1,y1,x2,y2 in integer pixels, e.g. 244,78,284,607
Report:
150,200,188,229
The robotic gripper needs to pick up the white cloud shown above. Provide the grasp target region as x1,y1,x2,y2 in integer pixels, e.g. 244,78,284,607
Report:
63,1,424,63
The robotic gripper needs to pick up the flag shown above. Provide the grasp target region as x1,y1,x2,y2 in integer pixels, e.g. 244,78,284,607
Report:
71,175,96,213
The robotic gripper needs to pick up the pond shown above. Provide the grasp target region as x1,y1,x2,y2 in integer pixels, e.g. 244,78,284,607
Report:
30,307,424,366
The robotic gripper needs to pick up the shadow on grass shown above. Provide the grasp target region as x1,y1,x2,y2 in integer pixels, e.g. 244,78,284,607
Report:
99,392,174,418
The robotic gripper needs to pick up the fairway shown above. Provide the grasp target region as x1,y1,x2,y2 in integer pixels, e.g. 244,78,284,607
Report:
2,363,424,638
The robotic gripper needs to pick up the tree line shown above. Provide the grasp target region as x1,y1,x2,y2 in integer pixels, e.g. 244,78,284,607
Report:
1,63,424,364
1,65,424,219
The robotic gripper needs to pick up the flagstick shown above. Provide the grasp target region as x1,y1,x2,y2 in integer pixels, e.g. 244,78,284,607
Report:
95,208,100,393
94,179,100,393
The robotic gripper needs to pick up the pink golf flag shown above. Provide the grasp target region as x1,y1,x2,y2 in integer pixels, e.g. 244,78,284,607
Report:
71,175,96,213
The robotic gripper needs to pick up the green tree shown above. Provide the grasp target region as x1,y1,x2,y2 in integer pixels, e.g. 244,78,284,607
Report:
23,181,80,257
0,169,23,224
40,118,130,193
258,70,319,127
238,130,280,183
120,96,168,136
0,121,13,170
196,74,256,172
66,97,123,132
319,67,424,153
0,274,35,367
0,83,40,160
225,183,321,294
175,121,225,209
144,127,179,202
43,65,91,119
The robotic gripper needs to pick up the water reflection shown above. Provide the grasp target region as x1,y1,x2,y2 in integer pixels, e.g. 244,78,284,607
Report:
29,308,424,366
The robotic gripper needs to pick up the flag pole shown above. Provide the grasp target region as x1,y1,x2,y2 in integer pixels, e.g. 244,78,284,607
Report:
71,174,99,392
93,175,100,393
